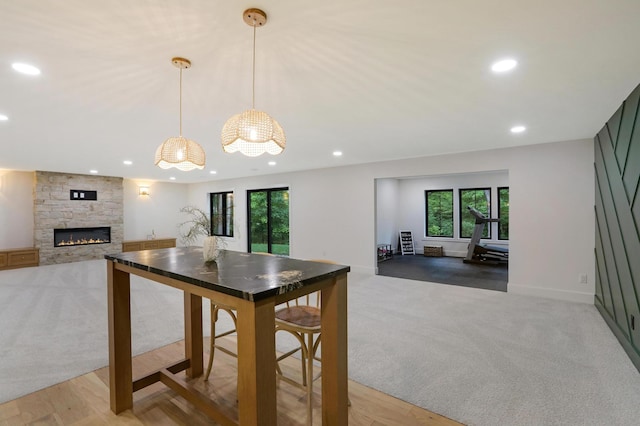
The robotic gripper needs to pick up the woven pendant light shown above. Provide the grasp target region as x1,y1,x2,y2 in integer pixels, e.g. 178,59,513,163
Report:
221,8,286,157
155,57,206,171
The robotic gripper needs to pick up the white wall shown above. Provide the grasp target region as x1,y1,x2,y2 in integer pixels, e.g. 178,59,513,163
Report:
1,138,596,304
188,138,594,303
508,140,595,302
375,179,400,250
389,171,509,257
0,170,34,249
0,174,190,249
123,179,189,244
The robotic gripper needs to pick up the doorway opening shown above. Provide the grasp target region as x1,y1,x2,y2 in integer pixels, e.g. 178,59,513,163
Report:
375,171,509,292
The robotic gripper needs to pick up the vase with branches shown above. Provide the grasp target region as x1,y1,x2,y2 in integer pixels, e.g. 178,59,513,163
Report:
178,206,223,262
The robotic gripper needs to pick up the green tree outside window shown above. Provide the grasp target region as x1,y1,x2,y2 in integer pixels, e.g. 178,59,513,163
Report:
460,188,491,238
425,190,453,237
498,187,509,240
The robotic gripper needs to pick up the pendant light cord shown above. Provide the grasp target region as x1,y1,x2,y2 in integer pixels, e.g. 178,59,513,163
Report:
252,23,256,110
179,67,183,136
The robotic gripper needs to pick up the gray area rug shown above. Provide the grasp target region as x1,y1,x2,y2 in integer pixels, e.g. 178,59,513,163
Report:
2,261,640,425
377,254,508,292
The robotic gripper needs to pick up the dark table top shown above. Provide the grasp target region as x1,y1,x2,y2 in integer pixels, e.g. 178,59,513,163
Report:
105,247,350,302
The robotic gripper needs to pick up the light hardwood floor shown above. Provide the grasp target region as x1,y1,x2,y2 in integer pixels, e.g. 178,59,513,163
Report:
0,337,462,425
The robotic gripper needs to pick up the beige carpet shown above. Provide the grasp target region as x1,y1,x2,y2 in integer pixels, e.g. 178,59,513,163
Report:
0,259,190,404
2,260,640,425
347,273,640,425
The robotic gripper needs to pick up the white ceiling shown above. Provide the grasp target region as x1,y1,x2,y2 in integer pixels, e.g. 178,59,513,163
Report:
1,0,639,183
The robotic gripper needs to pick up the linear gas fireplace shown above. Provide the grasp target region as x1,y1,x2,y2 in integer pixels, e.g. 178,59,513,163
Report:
54,227,111,247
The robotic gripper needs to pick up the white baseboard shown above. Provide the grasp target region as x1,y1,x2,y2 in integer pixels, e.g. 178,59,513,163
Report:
508,284,593,304
445,250,467,258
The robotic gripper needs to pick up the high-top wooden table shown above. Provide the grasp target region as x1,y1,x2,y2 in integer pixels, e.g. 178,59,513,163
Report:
105,247,349,425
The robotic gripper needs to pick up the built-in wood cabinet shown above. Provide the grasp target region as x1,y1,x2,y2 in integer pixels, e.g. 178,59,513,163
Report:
122,238,176,252
0,248,40,270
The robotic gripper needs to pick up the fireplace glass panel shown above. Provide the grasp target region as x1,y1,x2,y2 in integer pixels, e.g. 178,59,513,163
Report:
54,227,111,247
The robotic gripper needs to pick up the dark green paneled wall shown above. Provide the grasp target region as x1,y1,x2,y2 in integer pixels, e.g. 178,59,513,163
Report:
594,83,640,371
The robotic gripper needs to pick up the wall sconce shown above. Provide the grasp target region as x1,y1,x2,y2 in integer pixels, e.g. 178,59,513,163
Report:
139,186,150,196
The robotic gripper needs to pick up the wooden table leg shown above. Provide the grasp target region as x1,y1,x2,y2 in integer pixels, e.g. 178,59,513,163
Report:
107,261,133,413
185,292,203,378
236,298,277,425
321,273,348,425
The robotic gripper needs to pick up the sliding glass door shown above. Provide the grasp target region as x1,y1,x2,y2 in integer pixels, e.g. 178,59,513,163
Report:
247,187,289,255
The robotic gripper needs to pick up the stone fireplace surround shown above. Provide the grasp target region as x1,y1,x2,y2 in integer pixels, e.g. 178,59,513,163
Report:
34,171,124,265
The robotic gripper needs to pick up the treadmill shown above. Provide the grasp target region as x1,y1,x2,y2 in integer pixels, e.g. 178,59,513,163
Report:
464,206,508,265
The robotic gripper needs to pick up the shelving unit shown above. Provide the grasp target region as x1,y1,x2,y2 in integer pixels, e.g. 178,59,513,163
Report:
399,230,415,255
377,244,393,262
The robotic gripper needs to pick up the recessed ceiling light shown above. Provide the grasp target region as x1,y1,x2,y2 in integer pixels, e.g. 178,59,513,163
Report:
209,170,217,174
333,151,343,157
268,161,276,166
89,170,98,174
491,58,517,73
0,114,8,121
169,176,176,180
123,160,133,165
510,125,526,133
12,62,41,76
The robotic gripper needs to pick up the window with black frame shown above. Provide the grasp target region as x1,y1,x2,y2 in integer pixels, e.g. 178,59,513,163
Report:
425,189,454,237
210,191,234,237
498,187,509,240
459,188,491,239
247,187,289,255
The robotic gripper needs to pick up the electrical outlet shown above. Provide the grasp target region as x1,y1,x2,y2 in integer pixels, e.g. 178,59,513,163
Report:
579,273,588,284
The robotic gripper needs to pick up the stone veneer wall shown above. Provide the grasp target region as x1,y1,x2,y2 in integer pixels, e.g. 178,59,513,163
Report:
34,171,124,265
